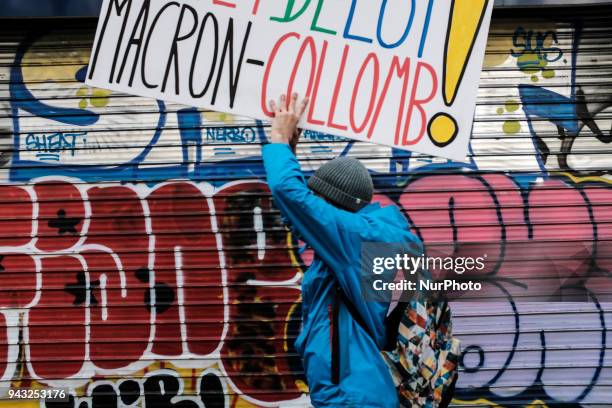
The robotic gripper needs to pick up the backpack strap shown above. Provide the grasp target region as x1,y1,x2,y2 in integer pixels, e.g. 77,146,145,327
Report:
331,285,378,385
331,289,340,385
383,301,407,351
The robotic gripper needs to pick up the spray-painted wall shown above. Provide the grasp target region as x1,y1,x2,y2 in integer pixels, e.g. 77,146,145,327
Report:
0,6,611,408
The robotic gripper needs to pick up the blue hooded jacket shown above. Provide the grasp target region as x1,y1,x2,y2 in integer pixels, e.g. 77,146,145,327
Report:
263,144,423,408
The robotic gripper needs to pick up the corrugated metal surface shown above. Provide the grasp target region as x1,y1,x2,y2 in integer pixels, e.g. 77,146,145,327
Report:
0,6,611,408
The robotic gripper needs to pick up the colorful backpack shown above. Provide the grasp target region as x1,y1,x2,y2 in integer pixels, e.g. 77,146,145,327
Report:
382,299,461,408
336,290,461,408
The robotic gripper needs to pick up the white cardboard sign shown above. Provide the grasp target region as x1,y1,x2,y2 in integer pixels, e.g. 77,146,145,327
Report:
86,0,494,161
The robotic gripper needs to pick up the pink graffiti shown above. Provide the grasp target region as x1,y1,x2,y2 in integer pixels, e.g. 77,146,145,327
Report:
400,175,611,300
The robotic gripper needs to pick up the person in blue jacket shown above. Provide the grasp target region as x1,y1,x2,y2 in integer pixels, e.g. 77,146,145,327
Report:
262,93,423,408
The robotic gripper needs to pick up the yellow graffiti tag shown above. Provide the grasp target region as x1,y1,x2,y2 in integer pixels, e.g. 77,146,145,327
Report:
558,172,612,185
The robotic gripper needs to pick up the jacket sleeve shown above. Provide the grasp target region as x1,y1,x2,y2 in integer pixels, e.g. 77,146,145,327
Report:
262,143,368,285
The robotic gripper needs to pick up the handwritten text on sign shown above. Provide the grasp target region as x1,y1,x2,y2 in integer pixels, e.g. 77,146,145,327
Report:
86,0,494,161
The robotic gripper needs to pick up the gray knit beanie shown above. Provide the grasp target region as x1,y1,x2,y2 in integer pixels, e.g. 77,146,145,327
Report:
307,157,373,212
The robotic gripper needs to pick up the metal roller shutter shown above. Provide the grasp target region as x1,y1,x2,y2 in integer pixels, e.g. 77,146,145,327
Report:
0,6,610,407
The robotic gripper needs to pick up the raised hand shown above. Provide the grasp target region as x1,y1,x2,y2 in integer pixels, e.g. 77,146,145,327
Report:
269,93,309,151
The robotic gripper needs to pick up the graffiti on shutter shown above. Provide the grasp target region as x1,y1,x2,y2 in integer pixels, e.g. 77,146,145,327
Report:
0,7,610,408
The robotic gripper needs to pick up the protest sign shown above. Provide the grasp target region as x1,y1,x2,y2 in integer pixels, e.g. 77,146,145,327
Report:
86,0,494,161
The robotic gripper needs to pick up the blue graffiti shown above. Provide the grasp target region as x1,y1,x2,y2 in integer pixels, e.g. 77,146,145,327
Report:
25,132,87,161
519,19,612,178
511,27,563,71
205,127,257,144
10,34,168,182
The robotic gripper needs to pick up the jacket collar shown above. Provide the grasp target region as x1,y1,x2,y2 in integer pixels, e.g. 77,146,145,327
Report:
359,202,381,214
